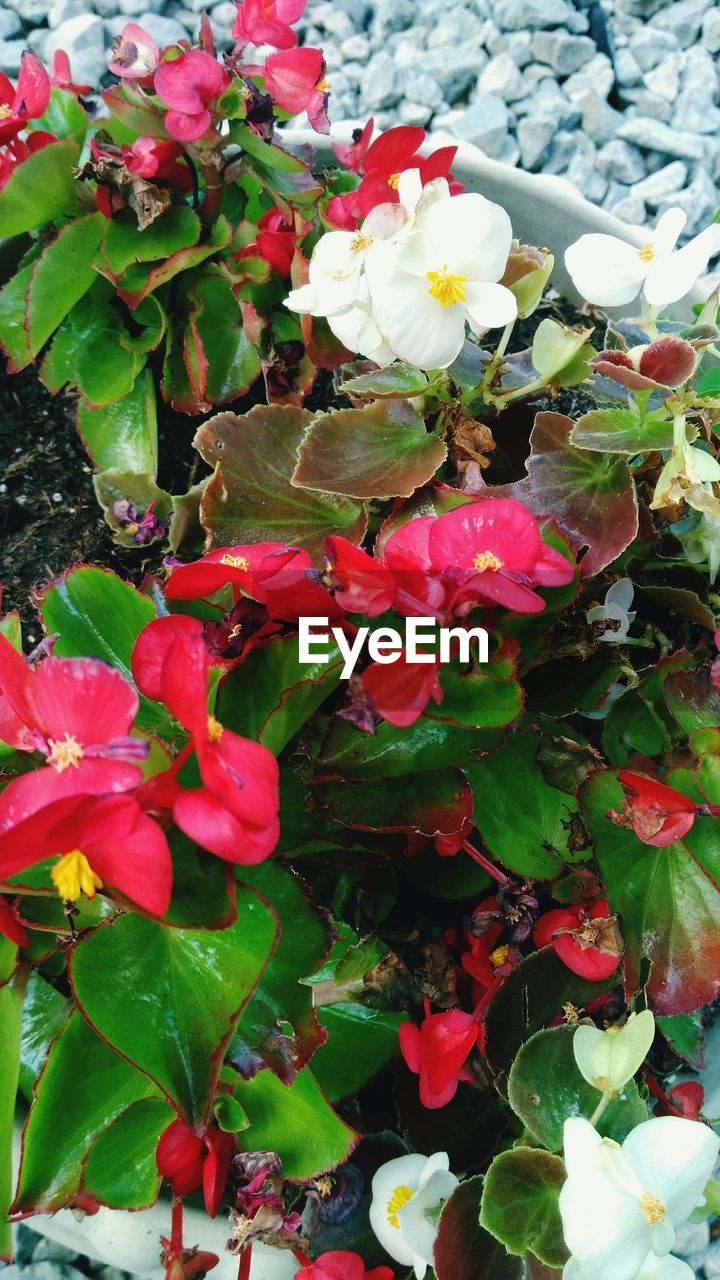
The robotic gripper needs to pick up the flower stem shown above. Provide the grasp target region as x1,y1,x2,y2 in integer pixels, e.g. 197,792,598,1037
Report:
589,1091,612,1127
673,412,687,452
237,1247,252,1280
170,1199,183,1256
462,840,510,885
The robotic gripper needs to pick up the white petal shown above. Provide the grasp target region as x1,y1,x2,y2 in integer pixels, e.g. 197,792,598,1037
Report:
563,1118,605,1178
419,1152,451,1184
644,225,720,307
418,192,513,280
285,283,320,314
397,167,423,217
364,200,410,242
653,208,687,256
559,1164,651,1280
605,578,634,612
328,303,394,365
565,234,648,306
636,1253,695,1280
586,602,631,642
369,1155,427,1266
622,1117,720,1226
310,230,363,281
367,263,467,369
464,281,518,332
397,1169,459,1271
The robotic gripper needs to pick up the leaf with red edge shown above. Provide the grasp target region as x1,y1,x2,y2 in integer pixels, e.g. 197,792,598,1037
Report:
101,84,171,140
317,711,505,777
434,1176,522,1280
663,663,720,735
69,887,279,1125
228,860,332,1084
107,217,232,310
580,769,720,1015
465,412,638,575
310,769,473,837
194,405,366,561
293,399,448,500
233,1066,357,1180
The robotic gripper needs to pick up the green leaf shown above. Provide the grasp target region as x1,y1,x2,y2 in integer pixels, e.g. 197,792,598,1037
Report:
231,122,308,171
112,216,232,309
163,831,236,931
101,206,201,276
570,408,674,453
0,140,78,237
42,280,145,410
311,769,473,837
78,369,159,475
507,1025,647,1152
70,890,279,1124
664,665,720,735
0,247,40,371
219,634,344,754
293,399,447,499
229,861,331,1084
318,710,503,777
532,318,593,383
580,769,720,1014
483,947,620,1082
13,1011,157,1213
19,973,71,1103
195,405,367,561
340,363,430,399
38,566,164,734
184,270,261,409
234,1067,357,1180
434,1176,523,1280
30,87,88,145
656,1012,705,1069
480,1148,568,1268
0,984,22,1259
82,1097,173,1209
312,1003,404,1101
25,214,105,357
467,732,577,879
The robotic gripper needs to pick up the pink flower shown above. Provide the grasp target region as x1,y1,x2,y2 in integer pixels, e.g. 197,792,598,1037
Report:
398,999,483,1109
332,118,373,174
126,137,193,189
233,0,306,49
0,53,51,146
0,634,147,825
154,50,231,142
50,49,92,95
262,47,329,132
295,1253,393,1280
108,23,160,82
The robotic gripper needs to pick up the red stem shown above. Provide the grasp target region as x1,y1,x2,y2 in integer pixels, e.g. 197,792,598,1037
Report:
462,840,509,885
237,1246,252,1280
170,1199,183,1256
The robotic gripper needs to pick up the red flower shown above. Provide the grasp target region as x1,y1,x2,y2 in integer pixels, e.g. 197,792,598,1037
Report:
533,900,622,981
126,137,193,190
353,126,459,218
0,635,147,821
108,23,160,82
0,53,51,145
136,629,280,864
608,771,697,847
362,653,443,729
0,896,28,947
295,1252,394,1280
461,896,505,989
233,0,306,49
428,498,574,615
262,47,329,133
0,793,172,916
50,49,92,95
164,542,341,623
156,1119,235,1217
0,131,56,192
248,205,297,278
324,536,395,616
398,999,483,1108
332,118,374,174
154,51,231,142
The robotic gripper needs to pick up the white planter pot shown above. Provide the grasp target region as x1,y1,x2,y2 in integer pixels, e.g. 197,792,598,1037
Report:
283,125,709,319
12,1125,296,1280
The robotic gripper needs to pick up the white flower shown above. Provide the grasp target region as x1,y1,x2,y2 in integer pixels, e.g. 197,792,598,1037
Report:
565,209,720,309
586,578,636,644
683,510,720,581
365,190,517,369
369,1151,459,1279
573,1010,654,1096
559,1115,719,1280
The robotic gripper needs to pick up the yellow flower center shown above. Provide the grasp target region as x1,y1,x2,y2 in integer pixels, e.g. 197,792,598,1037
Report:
427,265,468,308
220,553,249,570
47,733,84,772
387,172,401,190
562,1002,581,1025
317,79,331,92
639,1192,667,1225
489,944,510,968
207,714,224,743
0,103,12,119
638,242,655,263
472,551,503,572
387,1184,414,1229
350,231,373,253
52,850,103,902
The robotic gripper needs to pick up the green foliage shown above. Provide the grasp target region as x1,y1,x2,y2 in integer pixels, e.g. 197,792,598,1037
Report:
481,1148,568,1268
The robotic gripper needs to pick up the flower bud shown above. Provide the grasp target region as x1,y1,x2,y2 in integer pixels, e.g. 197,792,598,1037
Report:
573,1009,655,1095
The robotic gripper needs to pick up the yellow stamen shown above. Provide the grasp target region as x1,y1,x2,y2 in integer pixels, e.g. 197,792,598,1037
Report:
639,1192,667,1225
562,1002,581,1025
427,265,468,308
0,104,12,119
52,850,102,903
317,79,331,92
387,1185,414,1229
350,231,373,253
638,242,655,262
207,715,224,743
387,172,401,190
220,553,249,570
489,944,510,968
472,551,503,572
47,733,84,773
